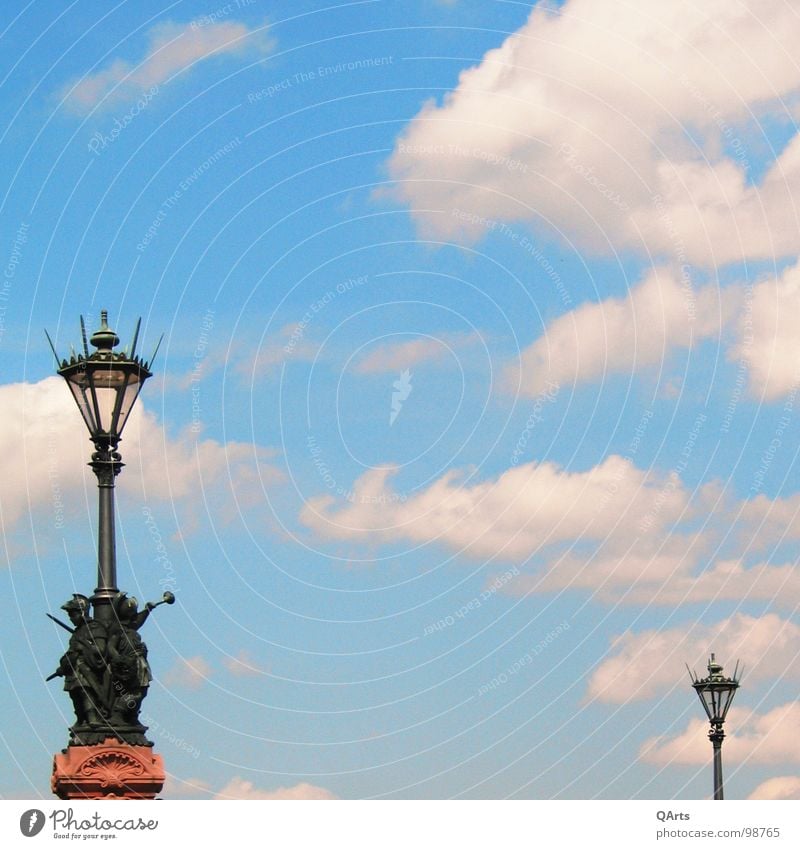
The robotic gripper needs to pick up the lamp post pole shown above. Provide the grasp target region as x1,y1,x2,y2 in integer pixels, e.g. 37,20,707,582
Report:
53,312,133,621
91,438,122,623
711,728,724,801
688,653,741,801
46,311,173,799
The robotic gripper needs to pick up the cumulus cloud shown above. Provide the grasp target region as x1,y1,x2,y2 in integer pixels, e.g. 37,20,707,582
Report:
510,545,800,608
728,260,800,400
62,19,270,114
301,455,689,559
0,376,283,540
299,442,800,607
748,776,800,800
506,267,736,396
508,255,800,401
587,613,799,704
740,491,800,550
215,778,337,800
627,558,800,606
387,0,800,266
641,702,800,766
164,655,212,690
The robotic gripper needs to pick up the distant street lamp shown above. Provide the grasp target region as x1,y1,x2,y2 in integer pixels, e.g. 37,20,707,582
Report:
688,654,741,800
45,311,173,799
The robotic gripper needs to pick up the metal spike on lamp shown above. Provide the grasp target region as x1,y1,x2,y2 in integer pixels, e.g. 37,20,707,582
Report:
46,311,161,623
687,653,742,800
45,311,169,799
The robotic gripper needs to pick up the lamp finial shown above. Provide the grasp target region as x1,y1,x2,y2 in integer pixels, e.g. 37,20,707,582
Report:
90,310,120,351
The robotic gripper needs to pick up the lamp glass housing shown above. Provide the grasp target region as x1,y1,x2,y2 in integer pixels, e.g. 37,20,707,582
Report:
694,681,738,724
62,360,148,439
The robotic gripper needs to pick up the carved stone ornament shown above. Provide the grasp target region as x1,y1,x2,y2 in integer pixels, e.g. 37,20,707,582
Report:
52,740,165,800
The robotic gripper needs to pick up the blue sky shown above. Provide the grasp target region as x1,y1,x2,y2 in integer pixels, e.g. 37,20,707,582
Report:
2,0,800,800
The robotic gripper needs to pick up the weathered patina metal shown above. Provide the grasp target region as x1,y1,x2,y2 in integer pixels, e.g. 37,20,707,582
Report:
688,654,741,800
45,312,171,754
46,312,161,624
48,592,175,746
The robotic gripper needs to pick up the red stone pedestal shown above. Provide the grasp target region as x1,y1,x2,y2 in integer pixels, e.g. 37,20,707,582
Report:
52,740,165,799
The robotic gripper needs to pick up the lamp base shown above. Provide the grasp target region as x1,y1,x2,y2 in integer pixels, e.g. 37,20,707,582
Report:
51,740,165,799
69,722,152,748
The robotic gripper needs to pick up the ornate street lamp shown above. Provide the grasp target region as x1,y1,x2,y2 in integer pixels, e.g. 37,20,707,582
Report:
688,654,741,800
47,311,160,623
45,311,173,799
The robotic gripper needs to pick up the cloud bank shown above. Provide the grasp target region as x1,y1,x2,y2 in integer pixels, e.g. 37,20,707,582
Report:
0,377,282,541
388,0,800,267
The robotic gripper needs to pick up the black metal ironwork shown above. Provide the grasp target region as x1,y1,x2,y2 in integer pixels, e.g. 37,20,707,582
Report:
46,312,160,623
48,591,174,746
688,654,741,800
45,312,171,746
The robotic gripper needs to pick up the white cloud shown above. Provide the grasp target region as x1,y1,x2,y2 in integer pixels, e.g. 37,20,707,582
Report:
748,775,800,800
238,328,482,380
354,333,480,375
355,338,446,374
300,455,689,559
729,260,800,400
0,377,283,540
164,655,212,690
62,20,271,114
641,702,800,766
299,442,800,608
508,256,800,402
587,613,799,704
631,558,800,606
387,0,800,266
739,491,800,550
215,778,336,800
522,550,800,608
506,267,736,396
